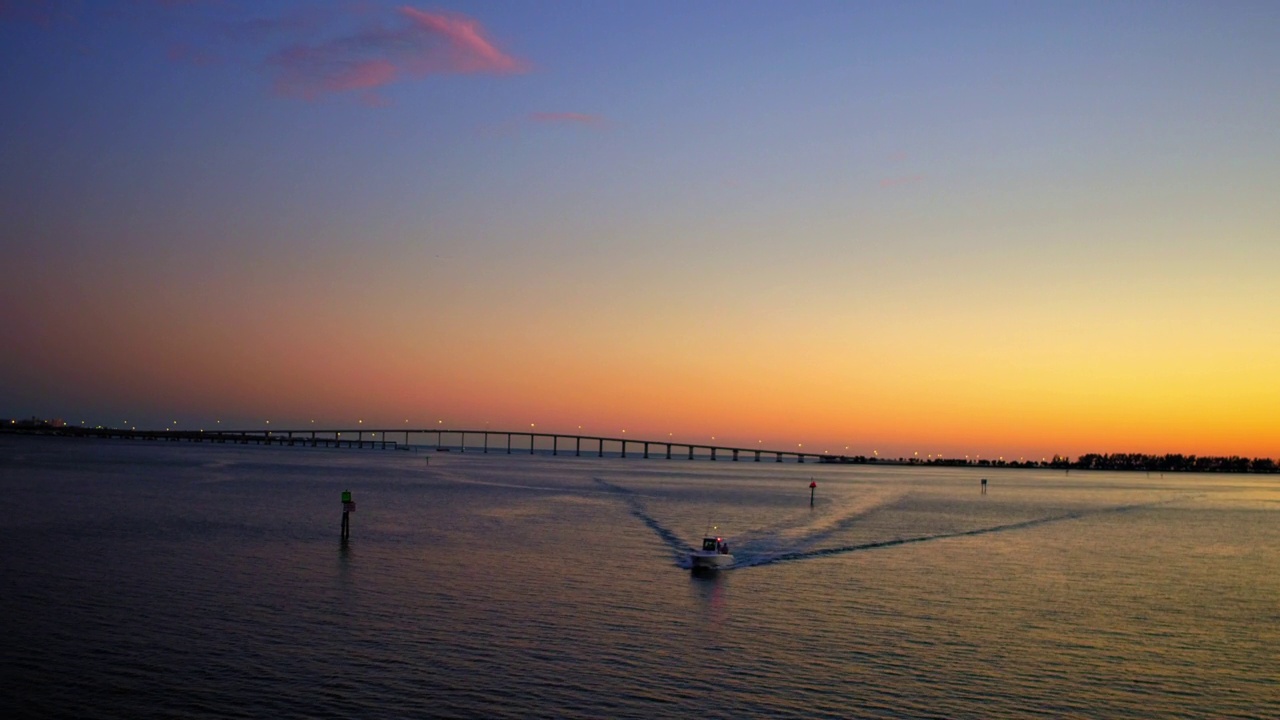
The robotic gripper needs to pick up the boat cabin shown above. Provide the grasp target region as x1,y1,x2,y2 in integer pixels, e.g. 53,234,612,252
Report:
702,537,729,554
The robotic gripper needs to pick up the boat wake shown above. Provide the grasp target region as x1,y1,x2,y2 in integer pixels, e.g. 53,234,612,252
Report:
595,476,1199,571
593,478,696,567
730,486,908,555
735,499,1185,569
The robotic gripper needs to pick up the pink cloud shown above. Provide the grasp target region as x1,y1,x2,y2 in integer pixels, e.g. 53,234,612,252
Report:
327,57,397,92
269,5,528,101
399,7,527,75
528,112,607,127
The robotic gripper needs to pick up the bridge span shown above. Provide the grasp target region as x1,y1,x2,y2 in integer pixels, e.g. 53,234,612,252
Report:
11,425,845,463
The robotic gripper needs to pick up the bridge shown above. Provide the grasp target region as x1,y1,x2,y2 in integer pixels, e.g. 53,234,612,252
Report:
9,425,843,463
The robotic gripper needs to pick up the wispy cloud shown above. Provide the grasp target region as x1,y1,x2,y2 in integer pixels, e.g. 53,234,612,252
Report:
269,6,528,102
528,112,607,127
477,111,610,137
5,3,531,106
400,7,526,74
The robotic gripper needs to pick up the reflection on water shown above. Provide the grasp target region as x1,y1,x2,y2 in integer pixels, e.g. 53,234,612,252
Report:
2,436,1277,720
688,570,729,637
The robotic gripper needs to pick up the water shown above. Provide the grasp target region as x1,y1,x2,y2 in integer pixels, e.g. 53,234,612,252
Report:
2,435,1277,718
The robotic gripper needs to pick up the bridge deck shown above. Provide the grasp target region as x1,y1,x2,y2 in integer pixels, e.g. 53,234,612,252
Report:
6,426,848,463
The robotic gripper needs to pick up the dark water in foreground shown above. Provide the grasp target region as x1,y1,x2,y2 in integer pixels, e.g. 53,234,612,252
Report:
2,436,1277,719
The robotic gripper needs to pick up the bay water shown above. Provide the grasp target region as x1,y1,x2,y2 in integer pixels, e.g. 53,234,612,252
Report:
2,436,1276,718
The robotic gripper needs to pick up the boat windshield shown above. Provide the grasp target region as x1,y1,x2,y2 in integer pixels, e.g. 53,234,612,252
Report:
702,539,717,551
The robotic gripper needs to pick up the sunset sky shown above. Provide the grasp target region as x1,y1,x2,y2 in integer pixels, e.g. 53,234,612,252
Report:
2,1,1277,460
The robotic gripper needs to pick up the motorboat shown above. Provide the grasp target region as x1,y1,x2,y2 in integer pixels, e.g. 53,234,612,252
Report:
690,536,733,569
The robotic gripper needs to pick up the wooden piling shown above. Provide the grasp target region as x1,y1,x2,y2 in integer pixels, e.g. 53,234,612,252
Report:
341,490,355,542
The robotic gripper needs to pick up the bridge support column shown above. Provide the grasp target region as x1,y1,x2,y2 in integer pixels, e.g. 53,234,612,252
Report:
666,444,672,459
732,449,739,461
643,442,649,459
755,450,761,462
576,437,581,457
711,448,717,461
483,432,488,453
621,441,627,459
776,453,783,462
689,446,694,460
598,439,604,458
507,433,512,454
530,434,535,455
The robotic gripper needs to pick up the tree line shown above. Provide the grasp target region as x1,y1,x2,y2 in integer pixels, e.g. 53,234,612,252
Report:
849,453,1279,473
1071,453,1276,473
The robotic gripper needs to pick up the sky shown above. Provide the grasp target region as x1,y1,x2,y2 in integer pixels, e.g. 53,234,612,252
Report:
2,0,1278,460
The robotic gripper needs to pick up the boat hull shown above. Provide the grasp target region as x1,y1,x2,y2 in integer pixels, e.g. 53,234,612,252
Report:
689,551,734,569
